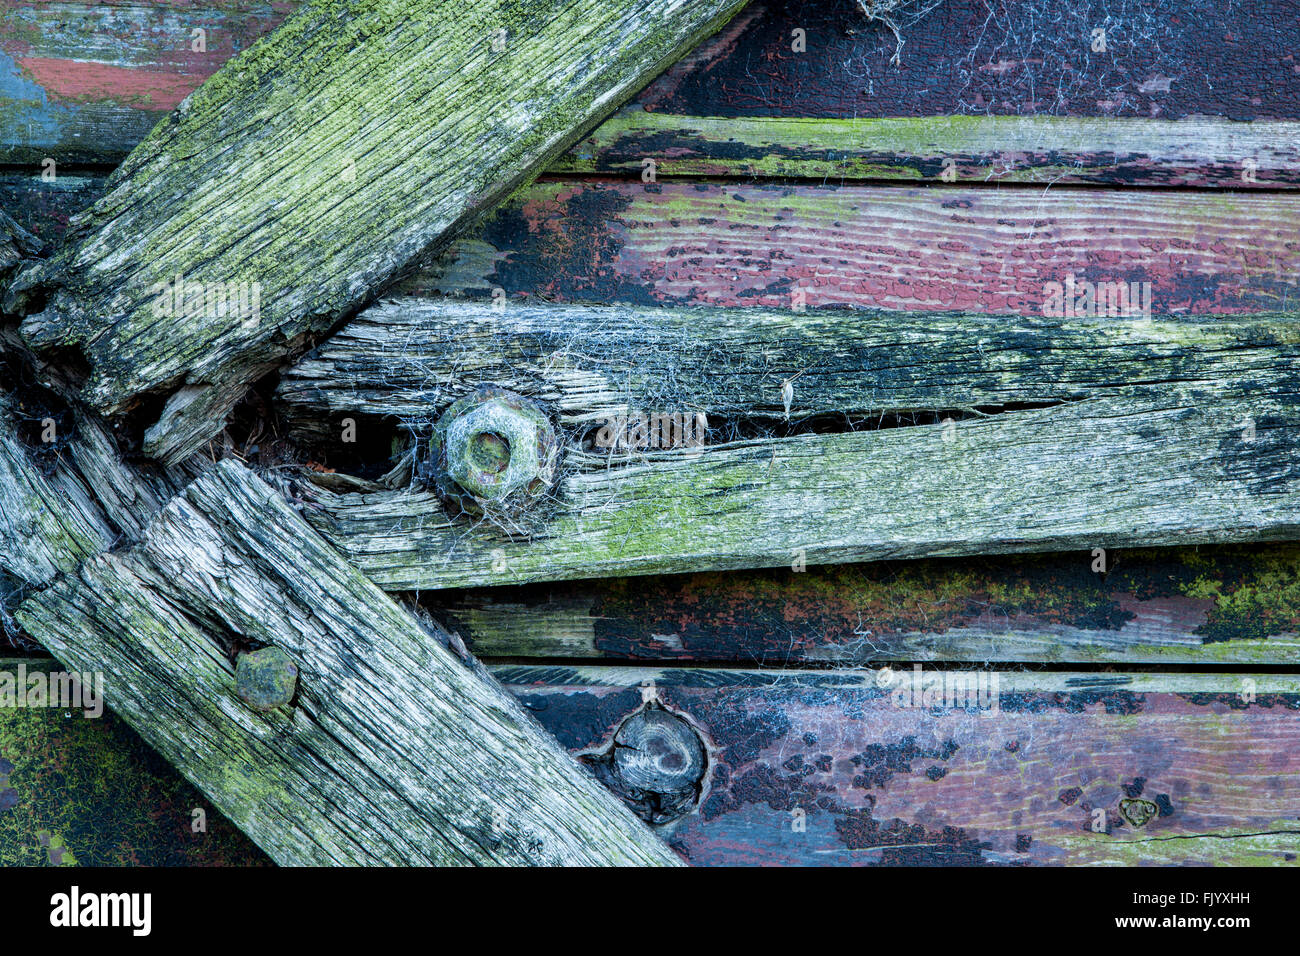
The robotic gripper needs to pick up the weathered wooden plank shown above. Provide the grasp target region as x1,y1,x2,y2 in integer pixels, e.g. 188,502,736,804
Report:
558,109,1300,186
495,665,1300,866
444,545,1300,665
0,656,270,866
633,0,1300,123
0,207,43,308
11,173,1300,316
273,299,1300,591
0,390,117,600
16,460,682,866
10,657,1300,865
0,0,292,164
278,298,1300,429
398,182,1300,313
11,0,751,465
8,0,1300,186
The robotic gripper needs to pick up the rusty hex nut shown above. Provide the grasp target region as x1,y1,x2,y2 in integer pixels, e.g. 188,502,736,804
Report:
235,646,298,713
427,386,558,519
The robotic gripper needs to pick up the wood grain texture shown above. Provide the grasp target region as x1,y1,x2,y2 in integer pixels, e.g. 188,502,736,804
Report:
399,182,1300,314
0,390,117,595
277,299,1300,591
444,545,1300,665
498,665,1300,866
12,0,750,465
8,0,1300,186
10,173,1300,316
0,333,207,609
16,461,683,866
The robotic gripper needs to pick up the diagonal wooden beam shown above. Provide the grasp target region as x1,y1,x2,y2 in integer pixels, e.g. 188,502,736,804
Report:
11,0,749,465
15,460,681,866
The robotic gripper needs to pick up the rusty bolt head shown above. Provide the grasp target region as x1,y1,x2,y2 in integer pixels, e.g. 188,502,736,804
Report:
235,646,298,712
427,386,558,520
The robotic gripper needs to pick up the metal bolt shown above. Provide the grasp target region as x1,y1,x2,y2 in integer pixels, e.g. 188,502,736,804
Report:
426,386,558,521
235,646,298,712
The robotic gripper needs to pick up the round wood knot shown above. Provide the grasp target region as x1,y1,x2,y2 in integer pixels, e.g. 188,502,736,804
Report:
235,646,298,712
583,705,708,824
614,708,706,792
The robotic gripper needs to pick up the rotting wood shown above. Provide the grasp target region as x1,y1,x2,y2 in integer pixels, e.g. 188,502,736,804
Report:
495,665,1300,866
442,545,1300,666
0,389,117,597
0,210,43,308
274,299,1300,591
9,0,751,465
0,329,208,604
15,460,682,866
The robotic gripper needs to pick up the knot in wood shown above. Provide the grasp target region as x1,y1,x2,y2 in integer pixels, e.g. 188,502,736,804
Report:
610,708,707,823
428,386,558,520
235,646,299,713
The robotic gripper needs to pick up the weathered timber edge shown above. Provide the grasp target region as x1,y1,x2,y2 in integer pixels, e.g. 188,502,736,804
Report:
16,461,681,866
556,111,1300,186
13,0,750,465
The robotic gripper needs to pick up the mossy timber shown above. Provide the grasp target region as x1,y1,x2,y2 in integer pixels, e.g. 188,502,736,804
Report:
278,299,1300,592
11,0,749,465
15,462,682,866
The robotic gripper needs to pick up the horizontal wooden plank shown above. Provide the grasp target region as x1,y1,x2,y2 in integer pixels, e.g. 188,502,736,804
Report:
496,665,1300,866
1,0,291,164
17,461,682,866
444,544,1300,666
285,300,1300,591
10,658,1300,865
7,0,1300,186
398,182,1300,313
0,656,269,866
631,0,1300,123
557,110,1300,186
18,176,1300,312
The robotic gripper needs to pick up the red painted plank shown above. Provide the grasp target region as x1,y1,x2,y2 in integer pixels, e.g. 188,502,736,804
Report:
6,0,1300,184
403,181,1300,315
504,667,1300,866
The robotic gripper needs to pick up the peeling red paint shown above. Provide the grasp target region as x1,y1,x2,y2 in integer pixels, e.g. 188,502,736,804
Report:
16,57,206,109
